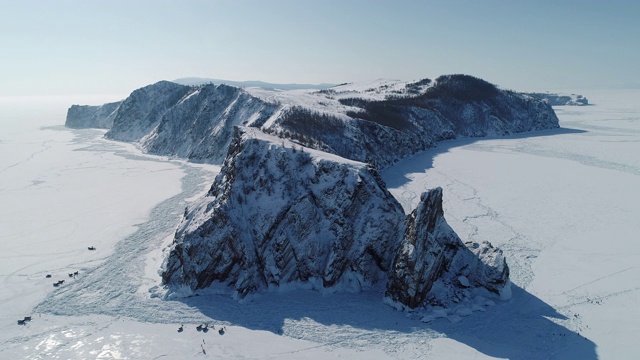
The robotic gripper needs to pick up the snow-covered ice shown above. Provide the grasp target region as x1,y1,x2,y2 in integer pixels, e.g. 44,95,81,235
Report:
383,89,640,359
1,90,639,359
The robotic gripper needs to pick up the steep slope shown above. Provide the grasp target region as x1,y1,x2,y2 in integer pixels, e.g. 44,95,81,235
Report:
162,127,405,296
140,84,277,162
67,74,559,168
106,81,192,142
261,75,559,168
65,101,122,129
161,127,510,309
385,188,510,309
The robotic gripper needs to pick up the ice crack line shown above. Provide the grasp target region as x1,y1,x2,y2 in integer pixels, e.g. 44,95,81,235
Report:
0,139,53,174
561,267,636,295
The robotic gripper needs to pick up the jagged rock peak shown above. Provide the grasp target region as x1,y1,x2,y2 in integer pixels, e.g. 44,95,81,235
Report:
162,126,405,297
385,188,510,309
162,127,511,310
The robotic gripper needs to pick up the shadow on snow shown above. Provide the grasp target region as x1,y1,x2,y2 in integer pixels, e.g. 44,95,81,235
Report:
171,283,596,359
166,126,594,358
383,127,587,190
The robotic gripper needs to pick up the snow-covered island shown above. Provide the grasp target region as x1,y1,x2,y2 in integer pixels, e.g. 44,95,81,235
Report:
66,74,557,310
162,127,510,309
524,92,589,106
66,75,559,168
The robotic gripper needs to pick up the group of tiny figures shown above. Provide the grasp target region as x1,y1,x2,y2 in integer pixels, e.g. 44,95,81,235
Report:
177,324,226,335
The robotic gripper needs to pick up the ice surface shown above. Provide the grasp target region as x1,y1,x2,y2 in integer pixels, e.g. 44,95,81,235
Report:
2,90,640,358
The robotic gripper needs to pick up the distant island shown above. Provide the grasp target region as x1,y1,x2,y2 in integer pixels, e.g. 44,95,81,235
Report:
525,92,589,106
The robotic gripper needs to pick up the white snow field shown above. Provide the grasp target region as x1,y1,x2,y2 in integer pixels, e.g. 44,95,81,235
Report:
1,90,639,359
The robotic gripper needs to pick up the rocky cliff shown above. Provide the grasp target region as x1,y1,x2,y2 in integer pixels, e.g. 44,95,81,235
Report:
139,84,277,162
65,101,122,129
162,127,405,296
161,127,510,309
106,81,193,142
385,188,509,309
66,74,532,309
66,74,560,168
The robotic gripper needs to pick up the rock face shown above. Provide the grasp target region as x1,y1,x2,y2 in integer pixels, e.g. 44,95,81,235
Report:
385,188,509,308
162,127,405,296
106,81,192,142
100,81,277,162
67,74,560,168
139,84,277,163
161,127,510,309
65,101,122,129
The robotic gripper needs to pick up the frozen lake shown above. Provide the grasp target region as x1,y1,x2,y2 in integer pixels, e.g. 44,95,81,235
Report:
1,91,638,359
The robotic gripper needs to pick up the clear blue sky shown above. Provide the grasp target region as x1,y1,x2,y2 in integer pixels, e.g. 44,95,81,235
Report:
1,0,638,97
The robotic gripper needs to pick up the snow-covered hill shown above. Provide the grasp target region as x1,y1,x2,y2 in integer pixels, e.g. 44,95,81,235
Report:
525,92,589,106
137,84,277,163
162,127,510,309
106,81,192,142
61,74,555,308
66,74,559,168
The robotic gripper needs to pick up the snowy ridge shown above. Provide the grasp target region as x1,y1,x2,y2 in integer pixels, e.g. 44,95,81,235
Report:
66,74,559,168
106,81,192,142
258,75,559,168
161,127,510,309
138,83,277,163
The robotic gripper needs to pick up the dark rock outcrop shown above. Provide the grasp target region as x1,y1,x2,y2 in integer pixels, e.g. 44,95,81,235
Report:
162,127,405,295
385,188,509,308
161,127,510,309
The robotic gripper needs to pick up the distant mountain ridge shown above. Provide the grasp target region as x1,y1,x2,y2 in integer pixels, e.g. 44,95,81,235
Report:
173,77,336,90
